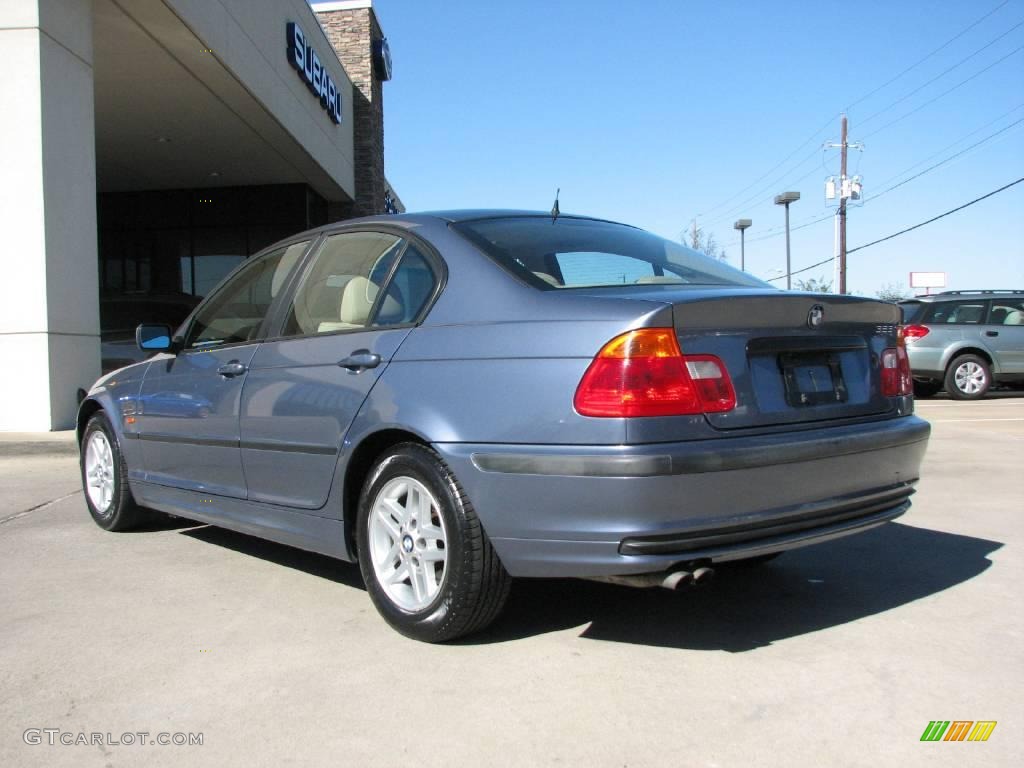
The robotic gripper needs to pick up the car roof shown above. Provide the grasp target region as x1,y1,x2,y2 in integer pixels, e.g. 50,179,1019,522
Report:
900,290,1024,303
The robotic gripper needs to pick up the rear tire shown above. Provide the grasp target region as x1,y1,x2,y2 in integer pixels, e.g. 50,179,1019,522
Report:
356,443,511,642
80,412,151,531
944,355,991,400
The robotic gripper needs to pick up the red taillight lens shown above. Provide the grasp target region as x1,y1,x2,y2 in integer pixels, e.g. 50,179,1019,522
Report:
902,324,930,343
881,346,912,396
574,329,736,417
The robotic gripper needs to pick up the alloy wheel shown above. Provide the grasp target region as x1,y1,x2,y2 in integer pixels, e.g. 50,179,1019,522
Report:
368,476,448,612
84,431,115,513
954,361,986,395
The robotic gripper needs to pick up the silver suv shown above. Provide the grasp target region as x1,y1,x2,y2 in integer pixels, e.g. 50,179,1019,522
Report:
899,290,1024,399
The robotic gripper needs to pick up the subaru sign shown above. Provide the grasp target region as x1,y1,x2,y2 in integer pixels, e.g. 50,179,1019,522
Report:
286,22,342,125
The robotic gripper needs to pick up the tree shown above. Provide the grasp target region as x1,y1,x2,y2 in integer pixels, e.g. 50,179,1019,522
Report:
684,220,728,262
876,282,911,302
793,277,833,293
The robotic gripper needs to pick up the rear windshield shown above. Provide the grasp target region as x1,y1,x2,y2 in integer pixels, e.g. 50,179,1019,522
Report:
452,216,768,290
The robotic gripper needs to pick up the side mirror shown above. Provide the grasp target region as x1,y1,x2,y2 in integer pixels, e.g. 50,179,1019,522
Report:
136,323,173,351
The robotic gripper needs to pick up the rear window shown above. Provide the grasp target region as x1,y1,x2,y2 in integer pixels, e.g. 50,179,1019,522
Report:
451,216,767,290
898,301,922,323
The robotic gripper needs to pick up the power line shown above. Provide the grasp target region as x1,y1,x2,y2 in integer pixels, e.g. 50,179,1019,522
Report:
857,19,1024,127
767,176,1024,282
697,116,836,219
870,102,1024,189
695,0,1017,231
848,176,1024,253
864,117,1024,203
844,0,1011,112
862,45,1024,139
703,145,825,228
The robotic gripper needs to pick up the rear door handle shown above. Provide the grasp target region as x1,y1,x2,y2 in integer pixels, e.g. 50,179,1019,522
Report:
338,350,381,372
985,330,999,337
216,361,248,378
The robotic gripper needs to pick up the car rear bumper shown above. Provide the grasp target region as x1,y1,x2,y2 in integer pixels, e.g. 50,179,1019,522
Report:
433,415,930,577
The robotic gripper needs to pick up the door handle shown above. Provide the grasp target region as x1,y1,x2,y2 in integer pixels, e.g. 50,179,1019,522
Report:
338,350,382,372
985,330,999,337
216,361,248,377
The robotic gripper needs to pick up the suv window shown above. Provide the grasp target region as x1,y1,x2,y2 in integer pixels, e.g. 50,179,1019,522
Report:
898,301,923,323
283,231,404,336
989,299,1024,325
185,241,308,349
921,300,988,325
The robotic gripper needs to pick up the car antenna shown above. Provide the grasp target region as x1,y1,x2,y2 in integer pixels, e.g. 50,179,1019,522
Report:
551,188,560,224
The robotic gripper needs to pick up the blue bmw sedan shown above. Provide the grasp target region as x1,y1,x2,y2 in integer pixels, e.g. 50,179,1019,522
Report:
78,211,930,641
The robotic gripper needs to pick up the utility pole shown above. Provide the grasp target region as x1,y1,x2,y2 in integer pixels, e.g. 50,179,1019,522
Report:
838,114,848,295
692,219,698,250
825,114,862,294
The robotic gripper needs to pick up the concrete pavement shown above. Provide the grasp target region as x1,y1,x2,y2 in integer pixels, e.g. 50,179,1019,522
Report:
1,398,1021,767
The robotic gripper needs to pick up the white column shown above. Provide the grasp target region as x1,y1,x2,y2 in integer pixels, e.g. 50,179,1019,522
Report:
0,0,99,431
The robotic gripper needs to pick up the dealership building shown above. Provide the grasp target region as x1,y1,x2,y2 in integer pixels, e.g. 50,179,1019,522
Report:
0,0,400,431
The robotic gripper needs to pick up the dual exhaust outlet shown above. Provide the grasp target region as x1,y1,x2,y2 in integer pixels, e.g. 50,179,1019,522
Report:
589,565,715,591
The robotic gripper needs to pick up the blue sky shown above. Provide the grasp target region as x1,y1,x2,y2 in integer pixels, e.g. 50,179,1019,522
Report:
362,0,1023,296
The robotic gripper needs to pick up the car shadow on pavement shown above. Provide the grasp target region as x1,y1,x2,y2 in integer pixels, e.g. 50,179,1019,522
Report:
466,522,1002,650
178,524,367,590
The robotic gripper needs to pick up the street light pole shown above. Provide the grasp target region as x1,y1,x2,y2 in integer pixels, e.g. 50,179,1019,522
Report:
733,219,751,271
774,192,800,290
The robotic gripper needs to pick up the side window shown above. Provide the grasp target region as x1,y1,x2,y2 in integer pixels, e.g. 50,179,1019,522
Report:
185,241,307,349
283,231,403,336
990,299,1024,325
922,301,988,325
373,244,437,326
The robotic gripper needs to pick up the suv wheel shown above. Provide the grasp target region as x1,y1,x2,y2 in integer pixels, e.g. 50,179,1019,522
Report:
944,355,991,400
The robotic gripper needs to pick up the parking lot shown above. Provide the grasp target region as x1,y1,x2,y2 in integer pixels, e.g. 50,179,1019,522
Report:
1,396,1021,767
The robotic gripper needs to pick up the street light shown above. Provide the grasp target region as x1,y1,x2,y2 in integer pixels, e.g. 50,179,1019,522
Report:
733,219,751,271
774,191,800,289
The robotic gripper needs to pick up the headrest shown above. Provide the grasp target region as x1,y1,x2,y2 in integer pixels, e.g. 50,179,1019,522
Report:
339,276,402,325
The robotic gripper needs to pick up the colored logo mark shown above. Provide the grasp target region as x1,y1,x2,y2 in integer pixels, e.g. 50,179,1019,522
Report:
920,721,997,742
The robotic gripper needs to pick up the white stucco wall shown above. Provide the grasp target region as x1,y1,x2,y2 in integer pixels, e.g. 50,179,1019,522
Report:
0,0,100,430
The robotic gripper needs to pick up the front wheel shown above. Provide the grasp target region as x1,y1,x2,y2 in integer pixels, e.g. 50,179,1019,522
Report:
356,443,511,642
80,412,151,531
944,355,991,400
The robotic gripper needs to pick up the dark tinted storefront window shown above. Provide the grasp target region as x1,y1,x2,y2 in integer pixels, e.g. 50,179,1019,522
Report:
98,184,328,301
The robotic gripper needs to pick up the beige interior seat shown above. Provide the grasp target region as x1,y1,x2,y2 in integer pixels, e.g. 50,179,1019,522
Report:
533,271,561,286
317,276,402,333
635,275,684,284
1004,310,1024,325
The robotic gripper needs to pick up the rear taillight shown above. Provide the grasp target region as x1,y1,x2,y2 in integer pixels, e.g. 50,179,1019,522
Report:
881,345,912,397
574,328,736,417
901,324,930,343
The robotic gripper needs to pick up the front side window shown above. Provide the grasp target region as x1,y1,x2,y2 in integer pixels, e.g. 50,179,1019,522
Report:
283,231,404,336
452,216,767,290
185,241,308,348
989,299,1024,325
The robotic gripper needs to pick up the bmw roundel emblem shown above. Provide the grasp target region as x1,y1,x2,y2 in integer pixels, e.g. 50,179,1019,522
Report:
808,304,825,329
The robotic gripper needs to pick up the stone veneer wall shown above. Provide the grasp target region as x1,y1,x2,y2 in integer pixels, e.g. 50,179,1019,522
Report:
316,6,386,219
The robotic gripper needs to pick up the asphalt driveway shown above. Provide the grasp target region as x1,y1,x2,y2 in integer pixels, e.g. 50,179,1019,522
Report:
1,396,1021,767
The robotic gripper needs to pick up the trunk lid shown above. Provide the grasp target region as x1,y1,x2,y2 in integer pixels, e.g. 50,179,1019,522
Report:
664,289,901,430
